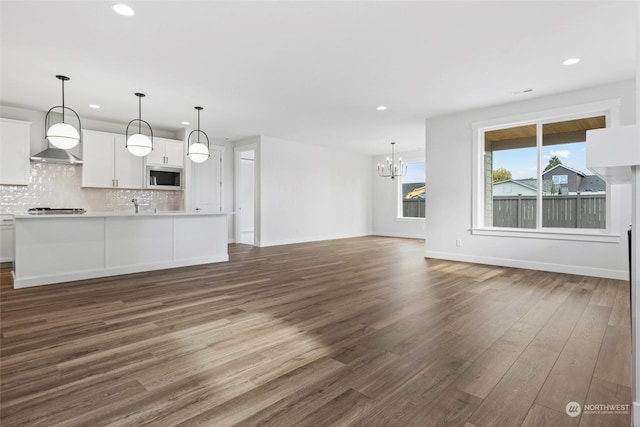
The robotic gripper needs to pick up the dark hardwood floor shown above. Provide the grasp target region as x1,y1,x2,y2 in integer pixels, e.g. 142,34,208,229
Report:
0,237,631,426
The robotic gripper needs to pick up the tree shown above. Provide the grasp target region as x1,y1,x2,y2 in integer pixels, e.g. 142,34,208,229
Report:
492,168,512,183
544,155,562,172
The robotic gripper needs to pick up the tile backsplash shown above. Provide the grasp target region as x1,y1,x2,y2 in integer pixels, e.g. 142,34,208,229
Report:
0,163,184,214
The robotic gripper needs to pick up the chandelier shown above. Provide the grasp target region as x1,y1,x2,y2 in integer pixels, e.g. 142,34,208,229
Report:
377,142,406,179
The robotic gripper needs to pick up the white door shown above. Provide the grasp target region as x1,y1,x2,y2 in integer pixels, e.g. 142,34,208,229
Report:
190,147,222,212
235,148,255,245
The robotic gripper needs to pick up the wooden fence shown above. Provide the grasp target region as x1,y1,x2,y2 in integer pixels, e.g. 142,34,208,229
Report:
403,199,425,218
493,194,605,229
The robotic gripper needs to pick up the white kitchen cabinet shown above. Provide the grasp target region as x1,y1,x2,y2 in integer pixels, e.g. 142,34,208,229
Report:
0,215,15,263
82,130,114,187
113,135,144,188
0,118,31,185
146,137,184,168
586,125,639,183
82,130,144,189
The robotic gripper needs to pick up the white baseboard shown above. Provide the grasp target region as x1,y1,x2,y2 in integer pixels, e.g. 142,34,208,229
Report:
258,231,372,247
424,250,628,280
372,231,426,240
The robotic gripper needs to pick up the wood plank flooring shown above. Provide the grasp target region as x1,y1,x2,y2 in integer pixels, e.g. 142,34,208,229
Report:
0,236,632,426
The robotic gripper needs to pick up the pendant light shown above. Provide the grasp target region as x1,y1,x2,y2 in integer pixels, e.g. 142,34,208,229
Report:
44,75,81,149
126,93,154,156
187,106,210,163
377,142,406,179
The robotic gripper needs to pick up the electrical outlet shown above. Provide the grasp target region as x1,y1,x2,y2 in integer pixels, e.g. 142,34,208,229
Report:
455,239,462,247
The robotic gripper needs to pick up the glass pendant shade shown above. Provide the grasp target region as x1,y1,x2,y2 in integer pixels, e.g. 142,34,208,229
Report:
187,142,209,163
125,93,154,156
126,133,153,156
44,75,81,149
47,122,80,149
187,106,211,163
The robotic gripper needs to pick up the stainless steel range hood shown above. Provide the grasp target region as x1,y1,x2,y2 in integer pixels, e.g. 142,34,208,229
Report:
30,147,83,164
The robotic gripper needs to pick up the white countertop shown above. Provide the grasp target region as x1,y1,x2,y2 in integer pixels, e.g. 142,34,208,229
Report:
13,211,235,219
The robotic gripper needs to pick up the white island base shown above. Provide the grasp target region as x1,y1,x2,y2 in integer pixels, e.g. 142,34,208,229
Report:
12,212,230,288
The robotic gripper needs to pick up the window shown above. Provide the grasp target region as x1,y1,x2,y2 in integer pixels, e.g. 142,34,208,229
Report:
399,161,425,218
552,175,568,185
484,124,537,228
479,113,609,231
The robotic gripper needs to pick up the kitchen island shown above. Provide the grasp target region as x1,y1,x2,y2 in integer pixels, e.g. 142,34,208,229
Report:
12,211,230,288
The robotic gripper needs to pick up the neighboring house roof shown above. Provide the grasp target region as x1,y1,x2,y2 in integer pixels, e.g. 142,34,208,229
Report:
402,182,424,192
578,175,606,192
402,182,425,199
493,179,537,191
493,175,605,192
515,178,537,189
542,164,586,177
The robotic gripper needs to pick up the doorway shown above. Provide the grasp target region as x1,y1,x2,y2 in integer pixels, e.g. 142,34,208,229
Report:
235,147,256,245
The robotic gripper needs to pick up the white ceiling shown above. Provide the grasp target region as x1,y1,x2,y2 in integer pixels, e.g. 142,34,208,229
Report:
0,1,636,155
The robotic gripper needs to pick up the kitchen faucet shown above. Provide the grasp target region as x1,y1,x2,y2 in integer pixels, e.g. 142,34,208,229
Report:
131,198,139,214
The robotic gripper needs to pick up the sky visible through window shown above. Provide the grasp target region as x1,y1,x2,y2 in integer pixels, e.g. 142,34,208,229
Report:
404,162,425,183
492,142,587,180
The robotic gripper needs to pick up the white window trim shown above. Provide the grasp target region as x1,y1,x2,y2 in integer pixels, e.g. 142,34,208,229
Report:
397,157,426,220
396,217,426,223
471,98,622,241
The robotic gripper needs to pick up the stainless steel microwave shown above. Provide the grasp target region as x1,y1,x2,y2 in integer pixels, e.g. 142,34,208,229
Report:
147,166,183,190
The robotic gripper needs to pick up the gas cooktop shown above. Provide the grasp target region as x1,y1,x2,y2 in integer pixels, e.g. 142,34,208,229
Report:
27,208,86,215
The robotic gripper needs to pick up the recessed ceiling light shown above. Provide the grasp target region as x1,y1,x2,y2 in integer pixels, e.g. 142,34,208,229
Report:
563,58,580,65
376,106,387,111
89,104,101,109
181,121,190,125
113,4,134,17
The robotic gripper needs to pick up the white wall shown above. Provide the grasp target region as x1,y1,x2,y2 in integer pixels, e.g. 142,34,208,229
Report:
425,80,635,279
258,136,372,246
372,149,425,239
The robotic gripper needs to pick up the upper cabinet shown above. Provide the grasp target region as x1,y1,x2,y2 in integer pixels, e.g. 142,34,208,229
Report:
82,130,144,189
0,118,31,185
586,125,639,184
146,137,184,168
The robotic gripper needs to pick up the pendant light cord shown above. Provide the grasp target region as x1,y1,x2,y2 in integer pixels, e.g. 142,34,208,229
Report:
61,78,65,123
197,109,201,143
392,143,395,165
138,96,142,134
391,142,396,178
